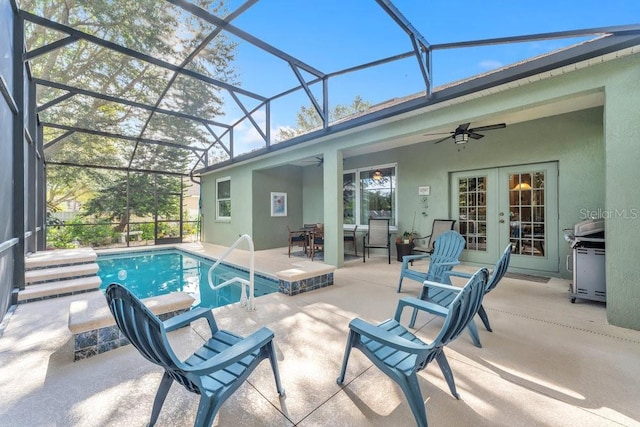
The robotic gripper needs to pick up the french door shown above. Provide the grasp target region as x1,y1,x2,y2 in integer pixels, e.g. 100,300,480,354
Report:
451,162,558,273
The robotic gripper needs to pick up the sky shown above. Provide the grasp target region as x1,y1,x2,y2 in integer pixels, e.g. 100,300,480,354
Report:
206,0,640,155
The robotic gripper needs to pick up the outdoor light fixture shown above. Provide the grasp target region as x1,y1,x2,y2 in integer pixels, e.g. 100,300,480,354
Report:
454,133,469,144
373,169,383,181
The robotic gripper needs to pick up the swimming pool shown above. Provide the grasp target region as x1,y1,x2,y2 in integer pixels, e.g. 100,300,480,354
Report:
97,249,279,309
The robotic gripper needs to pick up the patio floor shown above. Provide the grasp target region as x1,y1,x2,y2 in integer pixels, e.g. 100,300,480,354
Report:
1,243,640,426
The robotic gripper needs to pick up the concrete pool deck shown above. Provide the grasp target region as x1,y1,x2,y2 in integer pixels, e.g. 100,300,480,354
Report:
1,242,640,426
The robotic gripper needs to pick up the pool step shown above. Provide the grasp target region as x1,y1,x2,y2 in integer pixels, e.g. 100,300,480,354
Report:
21,248,101,303
25,263,99,285
18,276,102,303
25,247,97,269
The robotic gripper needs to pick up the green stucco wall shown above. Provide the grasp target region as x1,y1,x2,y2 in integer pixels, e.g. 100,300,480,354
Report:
252,166,303,249
603,61,640,329
200,52,640,329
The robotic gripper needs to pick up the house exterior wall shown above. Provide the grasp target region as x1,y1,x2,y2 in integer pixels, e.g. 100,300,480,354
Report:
603,61,640,329
201,52,640,329
252,166,303,249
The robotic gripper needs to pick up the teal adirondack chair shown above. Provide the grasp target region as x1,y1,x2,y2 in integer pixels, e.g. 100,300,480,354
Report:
337,268,489,427
105,283,285,427
409,244,512,348
397,230,466,293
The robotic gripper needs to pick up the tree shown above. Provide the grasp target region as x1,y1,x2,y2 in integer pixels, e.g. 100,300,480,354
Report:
83,173,183,232
23,0,238,220
276,96,371,141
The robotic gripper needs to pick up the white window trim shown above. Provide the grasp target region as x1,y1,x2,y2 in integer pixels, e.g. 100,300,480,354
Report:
216,176,231,221
343,163,398,230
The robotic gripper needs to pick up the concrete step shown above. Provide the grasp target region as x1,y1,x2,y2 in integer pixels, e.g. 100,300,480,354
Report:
25,263,100,285
18,276,102,303
25,248,97,270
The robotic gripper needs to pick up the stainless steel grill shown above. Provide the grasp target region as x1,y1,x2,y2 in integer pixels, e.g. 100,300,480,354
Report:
564,218,605,303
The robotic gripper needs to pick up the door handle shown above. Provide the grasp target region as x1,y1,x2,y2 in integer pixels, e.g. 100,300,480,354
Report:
499,219,505,223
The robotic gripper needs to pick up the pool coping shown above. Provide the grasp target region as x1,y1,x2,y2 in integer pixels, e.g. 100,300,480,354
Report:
96,244,337,298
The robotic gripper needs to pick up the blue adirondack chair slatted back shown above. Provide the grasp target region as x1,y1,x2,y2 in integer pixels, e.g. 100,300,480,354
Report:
420,268,488,368
337,268,489,427
397,230,465,293
105,283,285,426
485,244,511,293
437,269,487,344
417,244,511,348
106,285,201,392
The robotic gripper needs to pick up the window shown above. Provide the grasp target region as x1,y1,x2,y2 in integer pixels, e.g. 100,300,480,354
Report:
343,164,397,227
216,177,231,220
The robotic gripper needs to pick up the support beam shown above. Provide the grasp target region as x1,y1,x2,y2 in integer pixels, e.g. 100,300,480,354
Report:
20,11,266,101
24,35,78,60
34,78,231,129
167,0,326,79
290,63,326,126
41,122,205,154
12,12,25,296
375,0,432,96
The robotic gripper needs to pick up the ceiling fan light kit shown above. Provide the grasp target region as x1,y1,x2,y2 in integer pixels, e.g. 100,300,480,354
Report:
454,133,469,144
427,122,506,145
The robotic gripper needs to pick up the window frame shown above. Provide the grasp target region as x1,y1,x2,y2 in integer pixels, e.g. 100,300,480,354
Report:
343,163,398,229
215,176,231,221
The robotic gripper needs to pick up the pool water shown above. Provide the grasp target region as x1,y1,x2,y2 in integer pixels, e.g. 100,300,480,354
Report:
97,250,279,309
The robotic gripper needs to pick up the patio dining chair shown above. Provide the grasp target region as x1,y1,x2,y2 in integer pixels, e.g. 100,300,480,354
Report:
337,268,489,427
363,218,391,264
343,225,358,256
105,283,285,427
412,219,456,256
397,230,465,293
310,224,324,261
409,244,512,347
287,225,307,257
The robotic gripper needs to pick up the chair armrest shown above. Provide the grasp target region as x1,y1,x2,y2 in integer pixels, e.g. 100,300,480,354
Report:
422,280,464,294
400,253,430,269
185,327,275,375
442,270,472,285
394,296,448,321
349,318,427,354
163,307,216,333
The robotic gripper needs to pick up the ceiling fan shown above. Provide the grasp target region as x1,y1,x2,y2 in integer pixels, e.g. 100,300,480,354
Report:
426,122,506,145
300,156,323,167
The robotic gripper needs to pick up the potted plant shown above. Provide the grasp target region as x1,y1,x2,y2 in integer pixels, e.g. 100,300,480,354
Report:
402,231,414,244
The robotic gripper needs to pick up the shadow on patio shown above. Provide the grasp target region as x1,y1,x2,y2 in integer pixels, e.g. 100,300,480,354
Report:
1,243,639,426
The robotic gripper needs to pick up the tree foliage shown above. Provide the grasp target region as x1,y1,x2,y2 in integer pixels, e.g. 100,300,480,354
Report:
23,0,237,219
275,96,371,141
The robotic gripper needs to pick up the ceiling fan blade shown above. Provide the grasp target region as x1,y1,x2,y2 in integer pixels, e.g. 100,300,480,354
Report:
456,123,471,132
423,131,453,136
433,135,452,144
468,132,484,140
469,123,506,132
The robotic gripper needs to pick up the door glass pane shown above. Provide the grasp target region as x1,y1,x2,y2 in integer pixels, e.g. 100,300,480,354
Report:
509,172,545,257
457,176,487,251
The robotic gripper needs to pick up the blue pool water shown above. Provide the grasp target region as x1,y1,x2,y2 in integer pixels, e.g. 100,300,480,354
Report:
97,250,279,309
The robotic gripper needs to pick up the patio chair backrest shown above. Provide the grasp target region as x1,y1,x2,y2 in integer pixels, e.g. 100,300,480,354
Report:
367,218,390,246
105,283,198,392
486,244,512,294
432,267,488,349
426,230,466,282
